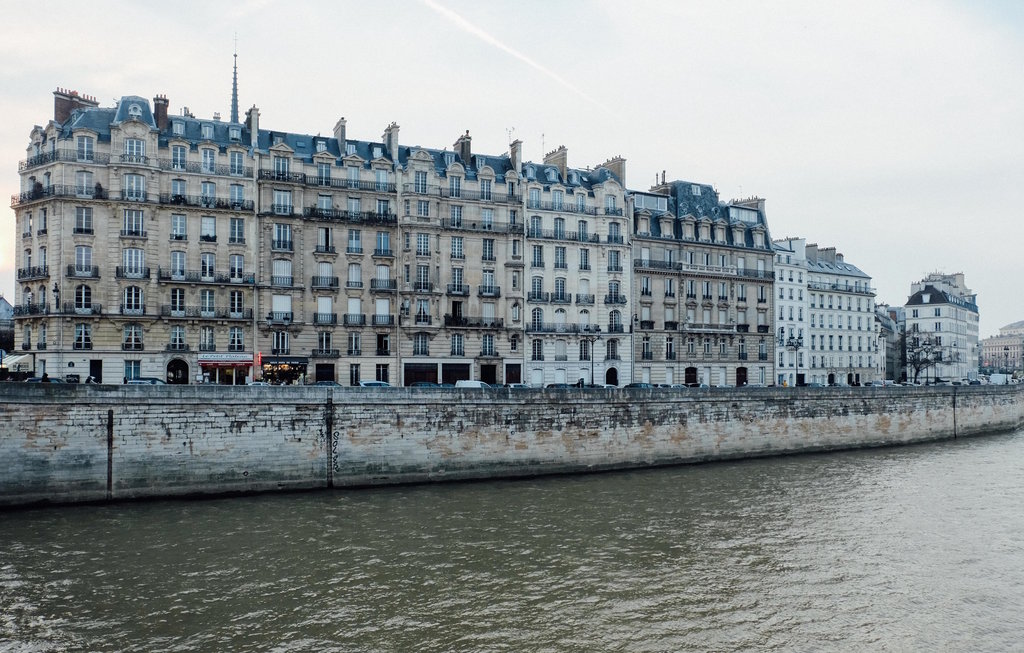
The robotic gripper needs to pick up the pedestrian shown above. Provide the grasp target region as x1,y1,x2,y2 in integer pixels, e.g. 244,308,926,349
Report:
41,372,50,383
123,376,128,384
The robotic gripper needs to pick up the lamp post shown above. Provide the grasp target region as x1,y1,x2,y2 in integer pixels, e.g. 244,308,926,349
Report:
581,332,601,386
1004,346,1010,374
785,335,804,386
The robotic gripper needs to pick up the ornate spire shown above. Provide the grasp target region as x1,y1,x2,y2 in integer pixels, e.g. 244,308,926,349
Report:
230,37,239,124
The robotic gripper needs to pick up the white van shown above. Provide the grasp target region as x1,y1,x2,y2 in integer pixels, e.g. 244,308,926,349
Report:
455,380,490,388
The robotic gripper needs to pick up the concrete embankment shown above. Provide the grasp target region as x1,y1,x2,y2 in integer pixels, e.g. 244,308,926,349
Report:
1,384,1022,507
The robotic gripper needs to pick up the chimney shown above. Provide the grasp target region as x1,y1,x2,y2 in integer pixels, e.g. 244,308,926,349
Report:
245,105,260,148
152,95,169,131
543,145,568,182
509,139,523,172
333,117,347,148
53,87,99,124
805,242,818,263
819,247,837,264
382,122,400,158
454,130,472,163
598,155,626,187
836,252,844,264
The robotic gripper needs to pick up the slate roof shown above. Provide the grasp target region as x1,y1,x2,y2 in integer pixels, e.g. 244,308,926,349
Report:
630,180,771,248
806,256,871,279
906,285,979,313
521,161,623,192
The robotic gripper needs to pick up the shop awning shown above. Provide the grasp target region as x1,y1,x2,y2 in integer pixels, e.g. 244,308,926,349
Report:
198,353,255,365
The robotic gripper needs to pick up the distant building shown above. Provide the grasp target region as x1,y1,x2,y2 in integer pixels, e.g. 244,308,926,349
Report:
771,238,808,386
903,272,979,381
980,320,1024,373
874,304,901,381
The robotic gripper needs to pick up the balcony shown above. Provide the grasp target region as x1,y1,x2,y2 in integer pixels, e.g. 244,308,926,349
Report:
347,348,362,356
166,343,191,352
641,352,653,360
312,349,341,358
270,276,294,287
73,227,94,235
446,283,470,296
607,265,623,273
119,304,147,316
372,315,395,326
444,316,505,328
63,302,103,315
73,341,93,350
12,183,109,207
21,342,30,350
199,343,217,352
604,294,627,305
13,303,48,316
272,348,291,355
738,352,748,360
311,276,339,289
115,266,150,280
159,305,253,320
17,266,49,281
606,235,624,244
758,353,769,360
575,294,595,305
343,313,366,326
370,279,397,292
413,281,434,293
606,324,625,333
346,280,363,289
664,321,679,330
159,159,252,177
199,234,217,243
736,324,750,333
314,313,338,325
315,244,337,254
525,322,599,334
531,259,545,268
122,343,145,351
372,248,393,258
271,204,294,216
666,351,677,360
605,207,624,216
757,325,770,333
478,285,501,298
35,342,47,350
527,291,550,302
302,207,397,225
551,293,572,304
19,149,111,171
267,312,293,324
413,314,432,325
271,239,293,251
156,268,254,285
159,194,254,212
346,246,363,254
640,320,655,330
478,349,498,358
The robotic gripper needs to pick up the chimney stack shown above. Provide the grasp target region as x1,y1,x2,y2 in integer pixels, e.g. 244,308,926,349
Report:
509,139,523,172
454,130,472,163
245,105,260,148
543,145,568,182
597,155,626,187
152,95,169,131
382,122,400,158
53,87,99,124
333,117,347,148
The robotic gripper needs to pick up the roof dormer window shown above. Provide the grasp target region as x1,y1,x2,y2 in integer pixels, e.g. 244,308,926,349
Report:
525,165,535,180
128,103,142,118
444,152,455,166
172,121,184,136
201,124,213,140
546,168,557,182
229,126,241,141
345,143,356,156
316,140,326,153
691,184,701,196
373,146,383,159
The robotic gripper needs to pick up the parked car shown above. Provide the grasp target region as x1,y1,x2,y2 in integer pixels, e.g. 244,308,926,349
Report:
358,380,390,387
505,383,530,389
456,380,491,388
247,381,270,386
128,378,166,385
544,383,573,389
409,381,439,388
25,376,65,383
313,380,341,386
623,382,654,389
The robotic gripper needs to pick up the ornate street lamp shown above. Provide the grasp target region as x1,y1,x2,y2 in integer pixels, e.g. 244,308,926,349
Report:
785,335,804,386
581,332,602,386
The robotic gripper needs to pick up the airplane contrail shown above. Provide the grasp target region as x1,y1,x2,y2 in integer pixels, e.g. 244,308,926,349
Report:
421,0,616,116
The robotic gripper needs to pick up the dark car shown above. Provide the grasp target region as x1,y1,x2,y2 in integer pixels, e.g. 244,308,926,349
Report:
410,381,439,387
545,383,574,389
623,382,654,389
314,380,341,386
25,376,65,383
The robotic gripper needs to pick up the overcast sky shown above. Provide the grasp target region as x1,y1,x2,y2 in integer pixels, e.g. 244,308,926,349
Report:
1,0,1021,337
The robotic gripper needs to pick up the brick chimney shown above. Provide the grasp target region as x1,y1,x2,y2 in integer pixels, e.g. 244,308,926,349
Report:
245,105,260,148
152,95,169,131
509,139,523,173
53,88,99,124
597,155,626,187
454,130,472,163
543,145,568,182
382,122,400,158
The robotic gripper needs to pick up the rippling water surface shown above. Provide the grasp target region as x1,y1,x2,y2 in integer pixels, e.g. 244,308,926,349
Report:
3,429,1024,652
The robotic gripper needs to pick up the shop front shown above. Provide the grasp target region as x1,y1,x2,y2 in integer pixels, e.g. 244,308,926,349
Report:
197,352,254,385
261,356,309,385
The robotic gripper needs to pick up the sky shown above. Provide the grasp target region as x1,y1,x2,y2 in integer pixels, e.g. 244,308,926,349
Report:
1,0,1021,338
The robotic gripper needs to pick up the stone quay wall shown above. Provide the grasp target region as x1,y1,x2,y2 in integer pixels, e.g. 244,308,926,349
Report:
1,384,1022,507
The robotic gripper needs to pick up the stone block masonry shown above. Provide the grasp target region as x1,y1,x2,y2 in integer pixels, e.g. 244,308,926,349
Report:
1,384,1022,507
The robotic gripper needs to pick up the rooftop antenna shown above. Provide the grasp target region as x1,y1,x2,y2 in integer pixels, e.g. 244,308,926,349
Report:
230,34,239,124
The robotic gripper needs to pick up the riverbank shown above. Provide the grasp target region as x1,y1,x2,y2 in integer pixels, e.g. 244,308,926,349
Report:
1,384,1022,507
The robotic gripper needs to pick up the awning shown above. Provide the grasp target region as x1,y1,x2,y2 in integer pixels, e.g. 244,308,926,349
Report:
198,352,255,365
0,353,34,372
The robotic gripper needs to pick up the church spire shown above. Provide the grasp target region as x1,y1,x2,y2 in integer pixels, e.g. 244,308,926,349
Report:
230,37,239,124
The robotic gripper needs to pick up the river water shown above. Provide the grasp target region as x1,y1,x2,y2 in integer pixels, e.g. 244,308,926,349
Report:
2,429,1024,652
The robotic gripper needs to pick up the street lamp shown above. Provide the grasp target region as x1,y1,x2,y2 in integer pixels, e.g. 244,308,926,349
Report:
1004,346,1010,374
581,332,602,386
785,335,803,386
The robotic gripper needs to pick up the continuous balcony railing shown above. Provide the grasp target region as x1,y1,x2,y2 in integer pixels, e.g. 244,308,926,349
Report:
444,316,505,328
525,322,600,334
13,303,48,316
370,279,397,291
157,268,254,284
439,218,524,234
158,194,254,211
264,171,397,193
159,159,252,177
681,323,736,333
525,228,601,243
19,149,111,171
115,266,150,279
525,199,597,215
404,183,520,204
807,280,875,295
12,184,107,207
604,294,627,305
159,305,253,320
302,207,398,225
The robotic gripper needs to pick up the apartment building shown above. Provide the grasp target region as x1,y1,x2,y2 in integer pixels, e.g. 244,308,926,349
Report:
904,272,979,382
771,238,808,386
630,179,776,387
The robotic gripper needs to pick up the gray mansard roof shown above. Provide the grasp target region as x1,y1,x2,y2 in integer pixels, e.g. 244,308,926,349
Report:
906,285,979,313
630,180,771,248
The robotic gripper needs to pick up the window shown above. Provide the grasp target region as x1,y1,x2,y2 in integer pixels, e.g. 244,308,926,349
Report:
123,174,145,200
555,246,566,269
376,199,390,215
171,145,187,170
230,291,244,315
451,236,464,259
414,171,428,194
376,169,389,192
200,253,216,278
451,333,464,356
202,148,216,173
273,330,290,354
230,151,244,176
230,184,244,208
75,207,93,234
74,323,92,350
229,217,244,244
170,288,185,313
122,248,145,275
202,124,214,140
417,200,429,217
170,214,187,240
273,189,292,214
450,205,462,227
579,248,590,270
124,360,140,380
201,215,216,242
317,163,331,183
416,233,430,256
123,324,143,350
528,187,541,209
201,326,215,351
229,327,243,352
482,239,495,262
170,251,185,276
230,254,244,280
124,138,145,161
77,135,94,161
532,339,544,361
274,223,292,249
413,333,429,356
75,170,93,196
201,181,216,206
122,286,143,314
74,285,92,310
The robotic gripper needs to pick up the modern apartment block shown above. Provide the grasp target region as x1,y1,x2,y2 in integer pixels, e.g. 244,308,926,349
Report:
904,272,979,382
630,179,776,387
